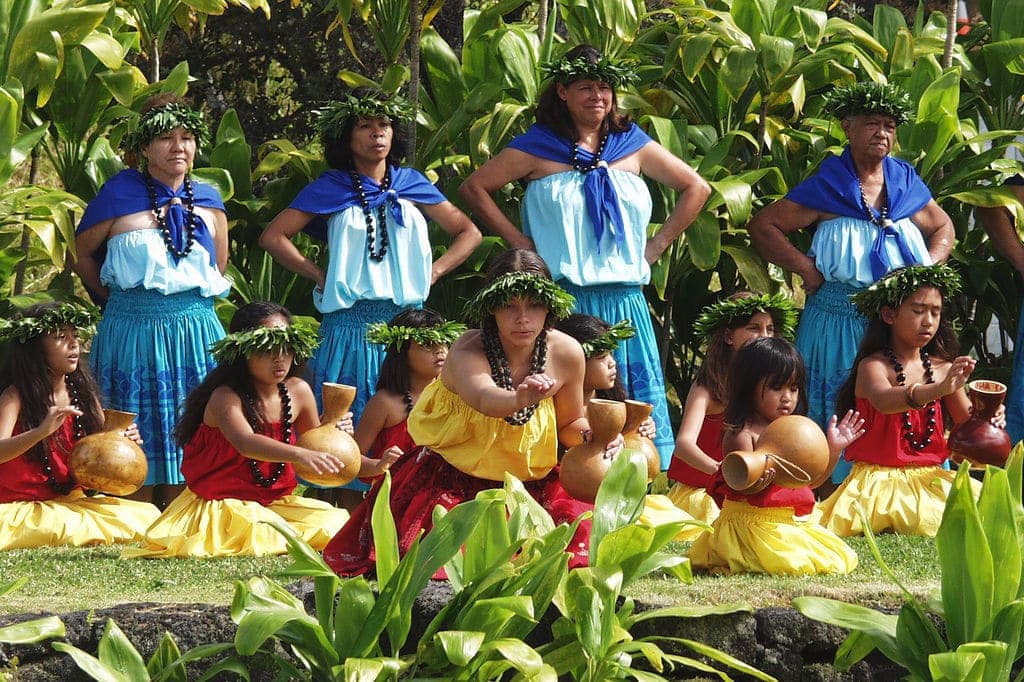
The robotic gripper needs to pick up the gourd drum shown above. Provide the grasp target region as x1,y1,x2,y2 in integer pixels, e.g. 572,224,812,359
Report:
948,380,1011,467
622,400,660,481
294,383,362,487
720,415,828,493
69,409,148,495
560,398,626,503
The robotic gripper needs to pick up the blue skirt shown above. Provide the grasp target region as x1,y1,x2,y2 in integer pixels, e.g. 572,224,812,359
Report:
794,282,866,483
307,300,407,491
90,288,224,486
1006,300,1024,447
560,282,674,468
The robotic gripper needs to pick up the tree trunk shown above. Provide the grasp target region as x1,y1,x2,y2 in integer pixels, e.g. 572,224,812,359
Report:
538,0,548,45
407,0,421,165
13,146,41,295
942,0,957,68
151,35,161,83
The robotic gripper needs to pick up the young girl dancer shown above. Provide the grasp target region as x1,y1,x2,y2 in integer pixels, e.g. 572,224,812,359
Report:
817,265,987,537
689,337,863,575
128,302,352,558
666,293,797,536
0,303,160,549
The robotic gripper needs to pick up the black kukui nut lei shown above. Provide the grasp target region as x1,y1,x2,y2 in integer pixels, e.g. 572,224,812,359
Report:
248,382,292,488
349,168,392,262
884,347,937,450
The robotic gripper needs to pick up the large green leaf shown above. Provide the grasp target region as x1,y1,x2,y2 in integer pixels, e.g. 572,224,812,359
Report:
792,596,903,666
9,3,109,89
590,450,647,561
51,641,125,682
928,650,986,682
0,615,64,645
718,45,757,102
97,619,149,682
976,467,1022,614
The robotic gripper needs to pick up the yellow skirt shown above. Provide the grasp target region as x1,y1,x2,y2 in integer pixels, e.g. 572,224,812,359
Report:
689,499,858,575
666,482,720,524
638,493,710,542
124,489,349,558
816,461,979,537
0,490,160,550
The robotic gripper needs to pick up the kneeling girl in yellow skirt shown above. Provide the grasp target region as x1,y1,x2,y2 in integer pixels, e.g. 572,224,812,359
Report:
817,265,988,537
128,302,352,558
689,337,864,575
0,303,160,549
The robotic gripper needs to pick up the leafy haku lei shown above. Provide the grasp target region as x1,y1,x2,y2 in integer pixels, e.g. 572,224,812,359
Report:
851,264,961,316
121,103,211,152
824,81,914,126
315,92,415,139
210,324,320,365
693,293,799,341
366,320,467,351
541,54,639,88
580,320,635,358
464,272,576,323
0,303,99,344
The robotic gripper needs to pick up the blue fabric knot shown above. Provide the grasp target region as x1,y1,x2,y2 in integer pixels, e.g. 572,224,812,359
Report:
164,201,190,262
869,222,920,281
583,166,626,251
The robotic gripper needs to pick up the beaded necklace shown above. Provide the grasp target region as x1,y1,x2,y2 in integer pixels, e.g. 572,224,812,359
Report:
884,347,937,450
570,134,609,173
482,323,549,426
40,377,83,495
858,180,893,228
348,168,392,262
145,172,198,259
247,382,292,488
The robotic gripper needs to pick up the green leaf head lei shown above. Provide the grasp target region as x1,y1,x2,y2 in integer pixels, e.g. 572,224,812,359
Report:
541,53,639,89
464,272,576,323
209,324,320,365
824,81,914,126
693,293,799,341
580,320,635,358
121,102,211,153
315,92,415,142
365,320,467,352
0,303,100,344
851,264,961,317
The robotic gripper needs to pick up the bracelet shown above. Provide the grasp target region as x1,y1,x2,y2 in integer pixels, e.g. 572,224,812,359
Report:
905,383,925,410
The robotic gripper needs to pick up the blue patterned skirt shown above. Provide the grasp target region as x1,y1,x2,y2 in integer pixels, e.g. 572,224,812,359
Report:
560,282,674,468
90,288,224,486
1006,300,1024,447
307,300,408,491
794,281,866,483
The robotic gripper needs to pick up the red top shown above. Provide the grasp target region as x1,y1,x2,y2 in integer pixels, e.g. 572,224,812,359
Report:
0,419,77,502
706,470,815,517
667,412,724,487
182,422,297,505
360,419,417,483
844,397,947,468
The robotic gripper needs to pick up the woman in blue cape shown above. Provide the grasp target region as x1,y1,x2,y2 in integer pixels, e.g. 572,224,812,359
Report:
74,95,230,508
748,82,955,486
259,91,480,508
459,45,711,469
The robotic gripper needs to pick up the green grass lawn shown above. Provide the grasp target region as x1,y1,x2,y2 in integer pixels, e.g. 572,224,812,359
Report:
1,533,937,616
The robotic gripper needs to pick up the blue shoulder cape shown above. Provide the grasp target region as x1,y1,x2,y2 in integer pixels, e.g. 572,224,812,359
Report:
289,166,446,242
508,123,651,250
786,148,933,280
76,168,224,267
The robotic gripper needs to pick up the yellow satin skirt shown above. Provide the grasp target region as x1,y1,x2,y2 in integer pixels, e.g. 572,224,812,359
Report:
666,482,720,523
0,490,160,550
638,493,710,541
816,461,979,537
125,489,349,558
689,499,858,575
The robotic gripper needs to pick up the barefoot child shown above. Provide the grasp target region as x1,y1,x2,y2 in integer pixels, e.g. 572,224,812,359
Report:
689,337,864,575
817,265,989,536
0,303,159,549
128,302,351,557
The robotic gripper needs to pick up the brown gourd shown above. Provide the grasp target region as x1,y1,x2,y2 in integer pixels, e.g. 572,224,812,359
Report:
560,398,626,503
622,399,660,481
294,383,362,487
69,409,148,495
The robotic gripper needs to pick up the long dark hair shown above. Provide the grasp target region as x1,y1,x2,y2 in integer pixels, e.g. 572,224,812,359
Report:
175,302,299,446
695,292,760,404
535,45,632,141
376,308,447,395
323,90,410,170
555,313,626,400
724,337,807,432
835,287,960,416
0,303,104,452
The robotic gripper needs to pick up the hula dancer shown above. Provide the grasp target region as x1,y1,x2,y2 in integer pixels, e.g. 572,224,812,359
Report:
74,95,230,508
0,303,160,549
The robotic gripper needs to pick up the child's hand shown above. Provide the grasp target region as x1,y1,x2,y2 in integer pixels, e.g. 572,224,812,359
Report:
298,449,345,475
939,356,976,396
990,403,1007,429
39,404,83,436
604,433,624,459
638,416,656,440
123,422,144,446
827,410,866,453
515,373,555,408
333,411,354,434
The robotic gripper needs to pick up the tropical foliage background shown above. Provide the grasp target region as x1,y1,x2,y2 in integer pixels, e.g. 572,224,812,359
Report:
3,0,1024,424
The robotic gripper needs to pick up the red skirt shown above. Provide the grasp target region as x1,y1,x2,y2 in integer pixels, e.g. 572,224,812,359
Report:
323,449,592,578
